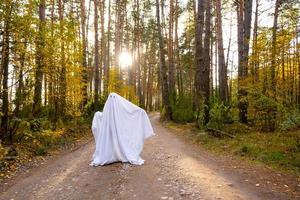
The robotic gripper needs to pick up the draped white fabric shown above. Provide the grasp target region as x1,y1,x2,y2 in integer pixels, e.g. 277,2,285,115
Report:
90,93,154,166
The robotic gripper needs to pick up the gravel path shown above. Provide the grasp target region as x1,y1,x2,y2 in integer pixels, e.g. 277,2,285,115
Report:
0,113,293,200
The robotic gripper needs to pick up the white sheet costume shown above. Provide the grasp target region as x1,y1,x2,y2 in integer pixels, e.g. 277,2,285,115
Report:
90,93,154,166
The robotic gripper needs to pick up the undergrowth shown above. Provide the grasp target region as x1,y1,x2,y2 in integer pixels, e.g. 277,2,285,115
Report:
167,121,300,175
0,118,91,179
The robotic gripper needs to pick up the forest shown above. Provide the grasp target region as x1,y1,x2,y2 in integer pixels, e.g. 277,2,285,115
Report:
0,0,300,176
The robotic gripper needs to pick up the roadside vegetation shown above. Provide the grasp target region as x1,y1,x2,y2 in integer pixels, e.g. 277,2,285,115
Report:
0,117,91,181
167,119,300,176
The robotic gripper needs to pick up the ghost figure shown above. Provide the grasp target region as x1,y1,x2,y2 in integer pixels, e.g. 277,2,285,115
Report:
90,93,154,166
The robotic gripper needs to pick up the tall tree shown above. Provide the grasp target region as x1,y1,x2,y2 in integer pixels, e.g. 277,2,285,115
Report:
236,0,253,123
136,0,142,105
297,24,300,106
174,0,183,95
104,0,111,98
168,0,176,104
194,0,205,122
0,1,12,139
99,0,105,98
202,0,211,125
114,0,126,77
216,0,228,103
14,40,27,119
156,0,171,119
94,0,100,108
81,0,88,107
33,0,46,117
270,0,280,96
251,0,259,82
58,0,67,116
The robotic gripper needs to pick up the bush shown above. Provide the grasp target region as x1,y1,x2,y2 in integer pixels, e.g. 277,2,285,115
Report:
207,102,233,130
83,99,105,119
279,110,300,131
252,94,280,132
171,94,195,123
30,118,42,132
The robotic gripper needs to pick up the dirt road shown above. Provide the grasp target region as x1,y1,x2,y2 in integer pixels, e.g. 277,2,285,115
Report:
0,113,295,200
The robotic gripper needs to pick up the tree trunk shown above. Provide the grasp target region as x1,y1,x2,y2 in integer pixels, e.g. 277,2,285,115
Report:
130,5,136,100
114,0,121,74
81,0,88,108
168,0,176,106
252,0,259,82
49,0,56,123
98,0,104,97
101,0,108,98
216,0,228,103
243,0,253,72
156,0,171,120
14,40,27,118
94,0,100,108
236,0,252,123
174,0,182,95
270,0,280,97
105,0,111,97
201,0,211,125
86,0,92,99
136,0,142,105
58,0,67,117
194,0,205,116
33,0,46,117
296,24,300,106
237,0,245,122
0,3,11,140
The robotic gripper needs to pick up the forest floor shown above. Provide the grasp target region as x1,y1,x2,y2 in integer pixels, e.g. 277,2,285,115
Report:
0,113,299,200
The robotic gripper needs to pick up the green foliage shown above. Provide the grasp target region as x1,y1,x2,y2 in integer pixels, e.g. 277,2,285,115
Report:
195,98,206,129
252,93,281,132
83,98,105,119
235,144,262,157
207,101,233,130
171,94,195,123
0,117,91,179
29,119,42,132
12,119,90,157
34,146,47,156
260,151,284,162
238,144,251,155
192,127,300,174
7,111,91,157
236,144,286,163
279,110,300,131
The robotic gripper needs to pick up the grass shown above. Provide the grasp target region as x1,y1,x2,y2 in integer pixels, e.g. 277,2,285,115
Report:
166,121,300,176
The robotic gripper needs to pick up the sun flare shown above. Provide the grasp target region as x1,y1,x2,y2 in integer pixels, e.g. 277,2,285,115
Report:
119,52,132,68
